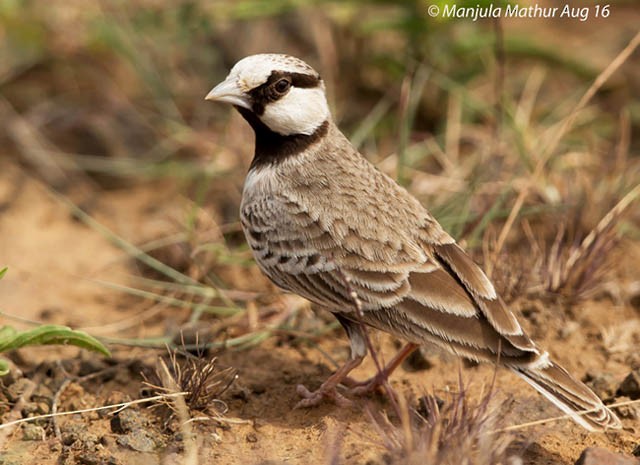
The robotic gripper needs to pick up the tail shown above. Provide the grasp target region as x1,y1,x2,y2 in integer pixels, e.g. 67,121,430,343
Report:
511,355,621,431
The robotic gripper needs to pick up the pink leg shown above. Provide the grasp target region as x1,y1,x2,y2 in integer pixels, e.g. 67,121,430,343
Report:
295,355,364,408
344,343,419,395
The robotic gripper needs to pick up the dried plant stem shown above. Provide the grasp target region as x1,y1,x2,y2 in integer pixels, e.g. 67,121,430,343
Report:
0,392,188,431
565,183,640,272
51,378,73,440
487,31,640,277
158,359,198,465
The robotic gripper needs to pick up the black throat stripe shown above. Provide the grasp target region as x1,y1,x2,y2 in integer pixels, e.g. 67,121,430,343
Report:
236,106,328,170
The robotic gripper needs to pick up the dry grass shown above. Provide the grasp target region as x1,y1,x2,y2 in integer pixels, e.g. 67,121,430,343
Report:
526,185,640,303
142,347,237,418
369,379,518,465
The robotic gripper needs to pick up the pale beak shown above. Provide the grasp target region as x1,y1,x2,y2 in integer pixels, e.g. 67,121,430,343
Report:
205,78,251,110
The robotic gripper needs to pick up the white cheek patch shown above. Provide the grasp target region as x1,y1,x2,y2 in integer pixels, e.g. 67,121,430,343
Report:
260,87,329,136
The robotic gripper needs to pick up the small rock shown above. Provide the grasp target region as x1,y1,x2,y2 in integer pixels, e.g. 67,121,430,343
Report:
49,442,62,453
21,424,45,441
77,452,102,465
614,396,640,420
246,432,258,443
110,409,144,434
60,424,98,449
35,401,50,415
559,321,580,339
230,385,250,402
416,395,445,419
100,435,116,448
78,358,109,377
520,305,540,324
505,457,523,465
116,430,162,452
250,383,266,395
632,444,640,457
4,378,33,403
630,290,640,311
575,447,640,465
584,372,618,400
282,369,296,385
21,400,51,419
32,383,53,401
618,370,640,400
403,348,434,372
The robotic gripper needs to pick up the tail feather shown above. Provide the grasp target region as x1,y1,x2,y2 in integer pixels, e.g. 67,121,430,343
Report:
512,358,621,431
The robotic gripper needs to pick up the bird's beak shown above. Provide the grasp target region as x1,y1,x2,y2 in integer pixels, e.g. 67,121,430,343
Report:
205,78,251,110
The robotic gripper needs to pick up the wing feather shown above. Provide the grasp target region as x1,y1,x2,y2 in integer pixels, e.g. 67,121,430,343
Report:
433,243,523,336
242,181,533,362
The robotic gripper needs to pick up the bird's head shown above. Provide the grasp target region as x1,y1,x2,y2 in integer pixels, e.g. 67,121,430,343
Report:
205,54,329,137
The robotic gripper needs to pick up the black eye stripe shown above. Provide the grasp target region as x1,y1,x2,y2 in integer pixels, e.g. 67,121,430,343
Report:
289,72,321,88
262,71,321,89
248,70,322,115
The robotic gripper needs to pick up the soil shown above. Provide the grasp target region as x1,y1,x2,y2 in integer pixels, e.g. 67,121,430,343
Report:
0,155,639,465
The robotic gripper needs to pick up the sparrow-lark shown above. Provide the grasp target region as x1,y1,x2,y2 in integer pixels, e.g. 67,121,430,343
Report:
205,54,620,431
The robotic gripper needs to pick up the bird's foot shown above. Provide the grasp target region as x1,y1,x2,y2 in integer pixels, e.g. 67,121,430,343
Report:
342,342,419,396
342,371,389,396
295,383,353,408
293,355,364,409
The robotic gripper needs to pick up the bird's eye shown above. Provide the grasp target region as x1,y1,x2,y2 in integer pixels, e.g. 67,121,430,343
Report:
274,78,291,94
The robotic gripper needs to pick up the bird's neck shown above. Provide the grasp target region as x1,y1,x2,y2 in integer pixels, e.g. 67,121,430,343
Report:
235,106,329,170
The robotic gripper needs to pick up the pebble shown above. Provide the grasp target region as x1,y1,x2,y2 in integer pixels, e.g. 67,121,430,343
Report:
21,424,45,441
584,372,618,400
613,396,639,420
575,447,640,465
116,430,162,452
617,369,640,399
403,348,434,372
110,409,144,434
4,378,32,403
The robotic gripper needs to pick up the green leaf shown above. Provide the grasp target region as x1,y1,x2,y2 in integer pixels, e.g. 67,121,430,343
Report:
0,267,7,279
0,325,110,357
0,359,9,376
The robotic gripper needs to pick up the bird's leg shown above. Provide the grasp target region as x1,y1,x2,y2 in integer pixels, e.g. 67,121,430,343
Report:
295,355,364,408
295,313,368,408
342,342,419,395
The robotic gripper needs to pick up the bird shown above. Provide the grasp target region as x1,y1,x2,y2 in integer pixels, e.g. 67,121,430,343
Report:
205,53,621,431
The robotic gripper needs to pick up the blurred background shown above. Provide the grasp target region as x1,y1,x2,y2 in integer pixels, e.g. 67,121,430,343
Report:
0,0,639,462
0,0,640,362
1,0,640,372
1,0,638,314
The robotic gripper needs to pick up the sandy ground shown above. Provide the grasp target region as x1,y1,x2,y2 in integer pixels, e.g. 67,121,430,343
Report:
0,158,638,465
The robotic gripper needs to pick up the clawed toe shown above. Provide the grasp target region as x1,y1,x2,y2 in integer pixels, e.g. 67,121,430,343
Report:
342,370,388,393
295,384,353,408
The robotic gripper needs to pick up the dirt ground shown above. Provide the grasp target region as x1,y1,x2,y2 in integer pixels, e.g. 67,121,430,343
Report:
0,157,638,465
1,2,640,463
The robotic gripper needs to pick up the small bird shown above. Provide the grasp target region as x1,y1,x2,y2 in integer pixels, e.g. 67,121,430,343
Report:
205,54,621,431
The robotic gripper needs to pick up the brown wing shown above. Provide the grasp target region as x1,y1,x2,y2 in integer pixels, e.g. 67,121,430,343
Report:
242,191,538,363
